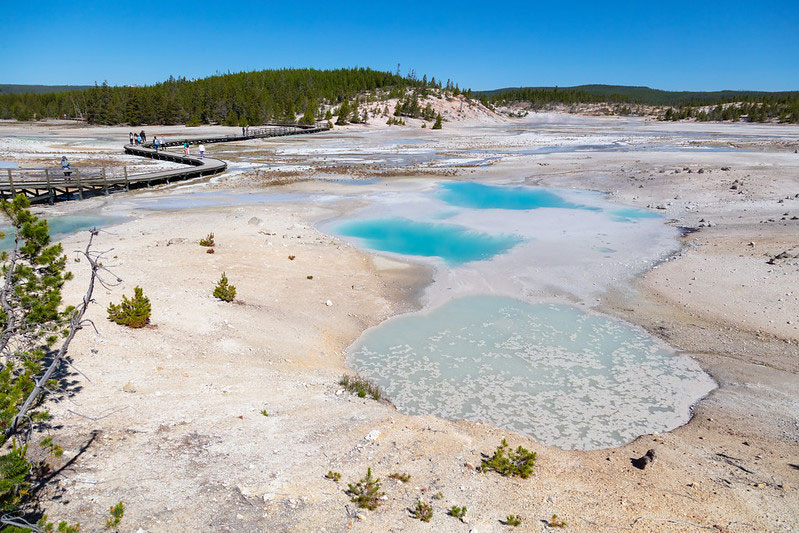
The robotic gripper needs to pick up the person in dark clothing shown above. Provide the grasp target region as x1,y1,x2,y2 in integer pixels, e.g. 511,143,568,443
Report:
140,130,146,143
129,132,134,145
242,126,245,137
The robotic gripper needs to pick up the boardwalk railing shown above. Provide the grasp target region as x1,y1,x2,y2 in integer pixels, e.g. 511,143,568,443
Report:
0,122,331,204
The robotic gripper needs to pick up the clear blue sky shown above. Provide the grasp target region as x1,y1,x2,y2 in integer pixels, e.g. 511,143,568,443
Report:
2,0,797,91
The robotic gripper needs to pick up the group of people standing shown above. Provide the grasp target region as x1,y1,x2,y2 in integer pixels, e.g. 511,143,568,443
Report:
128,130,168,152
181,142,205,158
129,130,147,145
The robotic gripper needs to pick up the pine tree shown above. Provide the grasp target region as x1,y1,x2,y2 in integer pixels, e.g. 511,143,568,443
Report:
432,113,443,129
336,100,350,125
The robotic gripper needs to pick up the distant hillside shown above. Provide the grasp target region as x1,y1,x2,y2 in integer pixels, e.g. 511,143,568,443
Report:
480,84,799,106
0,68,439,124
479,84,799,123
0,84,92,95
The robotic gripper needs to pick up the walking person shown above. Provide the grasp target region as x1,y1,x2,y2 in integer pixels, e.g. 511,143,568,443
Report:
153,137,159,152
184,141,190,156
61,156,72,177
129,132,134,145
140,130,146,143
198,144,205,159
136,134,141,145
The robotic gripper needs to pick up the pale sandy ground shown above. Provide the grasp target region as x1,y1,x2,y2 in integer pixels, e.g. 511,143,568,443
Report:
1,115,798,532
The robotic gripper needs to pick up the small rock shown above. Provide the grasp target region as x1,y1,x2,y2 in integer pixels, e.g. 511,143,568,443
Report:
166,237,187,246
248,216,263,226
632,449,656,469
365,430,380,440
122,382,136,393
325,300,333,307
464,461,475,469
356,513,366,521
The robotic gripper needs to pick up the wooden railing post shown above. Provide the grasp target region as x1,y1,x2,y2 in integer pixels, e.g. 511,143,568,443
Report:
7,169,16,197
75,169,84,200
123,166,130,191
102,167,109,196
44,167,54,205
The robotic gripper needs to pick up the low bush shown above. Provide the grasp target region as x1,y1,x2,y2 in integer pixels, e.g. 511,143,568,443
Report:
505,514,522,527
325,471,341,482
347,467,384,510
388,472,410,483
107,287,151,328
411,500,433,522
213,272,237,302
549,514,567,528
449,505,467,520
480,438,536,478
199,233,215,247
105,501,125,529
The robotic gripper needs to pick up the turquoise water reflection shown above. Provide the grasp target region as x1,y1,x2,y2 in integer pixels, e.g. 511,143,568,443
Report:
335,217,523,264
437,182,600,211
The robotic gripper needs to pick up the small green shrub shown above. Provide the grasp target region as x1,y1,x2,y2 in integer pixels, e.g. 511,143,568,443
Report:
388,472,410,483
549,514,567,528
39,436,63,457
260,409,269,417
105,501,125,529
339,374,382,401
199,233,215,247
325,471,341,482
107,287,151,328
411,500,433,522
213,272,237,302
347,467,384,510
449,505,467,520
505,514,522,527
431,491,444,500
480,438,536,478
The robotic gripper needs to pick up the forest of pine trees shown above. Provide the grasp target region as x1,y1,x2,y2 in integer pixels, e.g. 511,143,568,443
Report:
0,68,438,126
484,87,799,123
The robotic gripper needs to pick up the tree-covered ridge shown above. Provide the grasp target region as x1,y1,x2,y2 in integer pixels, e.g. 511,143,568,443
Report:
0,68,439,125
481,85,799,123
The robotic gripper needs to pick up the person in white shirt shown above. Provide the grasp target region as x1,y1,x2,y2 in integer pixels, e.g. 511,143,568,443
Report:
198,144,205,158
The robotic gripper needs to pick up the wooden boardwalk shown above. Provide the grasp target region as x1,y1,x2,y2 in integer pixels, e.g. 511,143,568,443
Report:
0,123,330,204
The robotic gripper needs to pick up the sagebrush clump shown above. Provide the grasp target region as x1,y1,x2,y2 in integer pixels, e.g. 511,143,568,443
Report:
411,500,433,522
549,514,567,528
347,467,384,510
505,514,522,527
105,501,125,529
107,287,151,328
199,233,215,247
213,272,237,302
480,438,536,478
388,472,410,483
339,374,382,401
325,471,341,482
449,505,467,520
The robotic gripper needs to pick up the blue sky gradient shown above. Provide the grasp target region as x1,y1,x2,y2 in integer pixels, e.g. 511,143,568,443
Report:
2,0,797,91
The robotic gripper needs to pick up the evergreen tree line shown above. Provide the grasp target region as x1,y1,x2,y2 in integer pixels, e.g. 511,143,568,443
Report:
0,68,439,126
484,87,799,123
662,100,799,123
